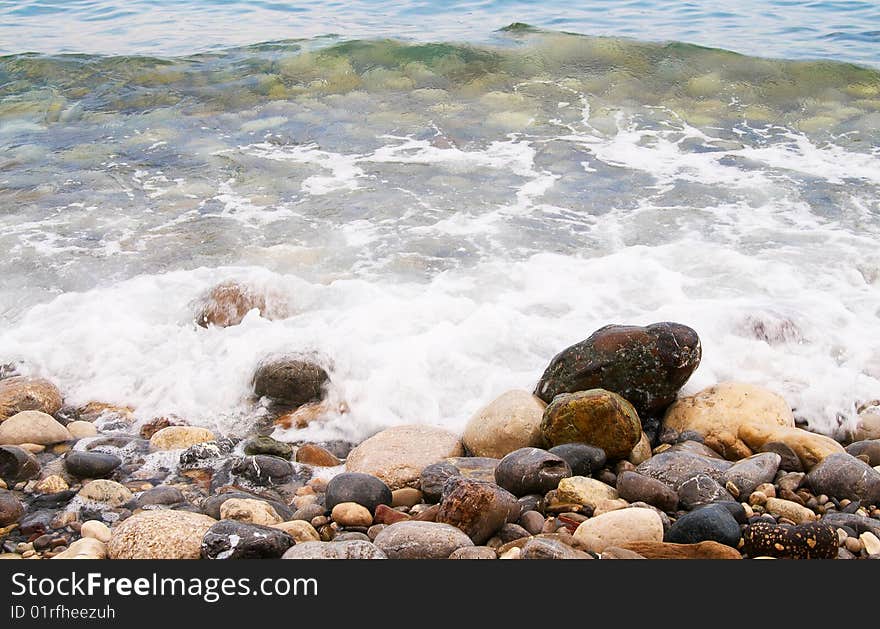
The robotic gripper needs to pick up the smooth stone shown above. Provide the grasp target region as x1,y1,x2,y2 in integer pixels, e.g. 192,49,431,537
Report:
557,476,618,508
420,457,499,502
851,403,880,442
677,473,735,510
64,451,121,479
77,480,132,507
201,520,294,559
149,426,215,451
243,435,293,459
30,490,76,510
520,537,594,559
718,452,781,498
436,476,519,544
0,445,41,482
219,498,283,526
573,508,664,553
282,540,387,559
34,475,69,494
0,411,72,446
449,546,497,559
806,452,880,504
742,520,837,559
0,377,63,421
616,540,742,559
391,487,422,508
333,532,371,542
665,503,742,547
52,537,107,560
80,520,112,543
534,322,701,418
548,443,607,477
291,504,327,522
845,440,880,467
860,532,880,556
0,489,24,526
345,425,464,490
66,421,98,439
663,382,793,459
758,442,804,472
231,455,297,486
519,510,546,535
462,390,546,458
494,447,571,496
295,444,341,467
600,547,646,559
820,512,880,538
628,432,653,465
635,450,732,491
252,355,330,408
616,471,679,512
374,504,410,525
738,423,844,470
764,498,817,524
108,510,217,559
178,438,236,469
331,502,373,527
373,521,474,559
668,440,726,459
134,485,185,508
202,492,291,521
498,523,531,543
272,520,320,543
541,389,642,460
325,472,392,514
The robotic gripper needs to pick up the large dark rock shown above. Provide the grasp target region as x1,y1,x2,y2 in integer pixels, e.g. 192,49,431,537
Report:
548,443,607,477
494,448,571,496
742,521,837,559
201,492,292,521
541,389,642,459
820,512,880,538
534,322,701,420
252,355,330,407
616,471,679,512
0,489,24,526
436,476,519,545
665,503,742,547
806,452,880,504
30,490,76,510
420,457,498,502
719,452,781,497
231,455,298,487
676,473,735,510
201,520,294,559
326,472,392,514
64,451,121,479
635,450,732,490
0,445,40,482
19,509,55,536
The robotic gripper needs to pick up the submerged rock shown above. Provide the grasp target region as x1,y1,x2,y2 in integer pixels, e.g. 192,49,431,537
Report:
195,281,282,329
0,377,63,421
243,435,293,459
252,354,330,408
462,390,546,458
541,389,642,459
534,322,701,421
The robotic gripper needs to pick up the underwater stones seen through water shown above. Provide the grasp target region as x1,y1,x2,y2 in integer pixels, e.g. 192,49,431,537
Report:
663,382,795,460
133,485,186,508
325,472,392,514
201,520,294,559
806,452,880,504
252,354,330,408
0,445,41,482
541,389,642,459
665,503,742,547
178,438,236,469
231,455,299,486
436,476,519,545
534,322,701,421
616,471,679,512
742,520,837,559
345,424,464,490
547,443,607,477
64,451,121,479
0,411,71,446
0,377,63,422
494,447,571,496
243,435,293,459
373,521,474,559
195,281,283,329
461,389,546,458
108,510,217,559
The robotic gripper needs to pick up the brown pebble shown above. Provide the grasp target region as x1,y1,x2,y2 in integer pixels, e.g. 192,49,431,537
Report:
845,537,863,554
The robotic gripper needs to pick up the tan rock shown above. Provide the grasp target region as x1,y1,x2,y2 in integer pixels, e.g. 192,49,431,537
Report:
18,443,45,453
861,532,880,556
738,423,844,470
67,421,98,439
600,547,647,559
0,377,63,421
77,480,133,507
591,498,631,516
77,402,135,424
628,431,653,465
616,540,742,559
52,537,107,560
391,488,423,508
80,520,112,543
557,476,619,508
764,497,816,524
0,411,72,446
107,510,216,559
219,498,283,526
572,508,664,553
272,520,321,543
295,444,341,467
0,479,6,490
35,474,69,494
461,390,546,458
331,502,373,527
149,426,215,451
851,403,880,441
345,424,464,490
663,382,795,459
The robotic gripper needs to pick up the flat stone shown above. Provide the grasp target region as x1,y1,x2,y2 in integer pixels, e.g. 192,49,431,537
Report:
281,540,387,559
572,508,664,553
616,540,741,559
373,521,474,559
616,471,679,512
521,537,594,559
243,436,293,459
449,546,497,559
556,476,618,508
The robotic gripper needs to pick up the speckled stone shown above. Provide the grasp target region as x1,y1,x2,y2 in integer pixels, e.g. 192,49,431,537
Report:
742,520,837,559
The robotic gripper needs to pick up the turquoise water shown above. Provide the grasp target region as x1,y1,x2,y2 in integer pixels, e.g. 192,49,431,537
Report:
1,0,879,65
1,2,879,442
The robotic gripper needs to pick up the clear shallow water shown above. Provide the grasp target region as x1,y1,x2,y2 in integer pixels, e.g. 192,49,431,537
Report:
0,7,879,443
1,0,879,66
